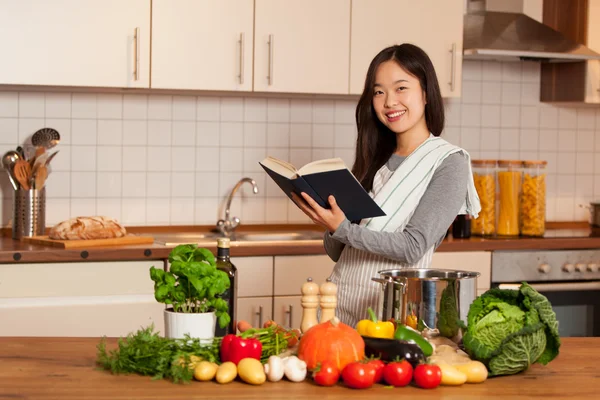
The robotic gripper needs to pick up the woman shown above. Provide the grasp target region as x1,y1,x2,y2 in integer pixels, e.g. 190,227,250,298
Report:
292,44,481,327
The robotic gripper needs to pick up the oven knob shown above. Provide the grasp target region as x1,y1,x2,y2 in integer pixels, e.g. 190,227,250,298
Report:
538,264,551,274
588,263,599,272
562,263,575,273
575,263,586,272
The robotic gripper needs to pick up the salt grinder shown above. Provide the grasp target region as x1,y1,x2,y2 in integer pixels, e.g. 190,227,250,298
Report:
300,277,320,333
319,278,337,323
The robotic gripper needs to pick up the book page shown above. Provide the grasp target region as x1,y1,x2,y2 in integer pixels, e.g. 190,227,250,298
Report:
298,158,347,175
259,156,299,179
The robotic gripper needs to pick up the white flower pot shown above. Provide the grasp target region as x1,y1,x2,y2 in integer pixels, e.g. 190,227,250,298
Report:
163,308,216,343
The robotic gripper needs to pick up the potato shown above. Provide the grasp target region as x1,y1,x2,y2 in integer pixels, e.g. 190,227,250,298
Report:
435,345,459,354
194,361,218,382
436,361,468,386
216,362,238,384
455,361,488,383
237,358,266,385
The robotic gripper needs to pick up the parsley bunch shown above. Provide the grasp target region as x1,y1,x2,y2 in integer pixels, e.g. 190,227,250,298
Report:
150,244,230,329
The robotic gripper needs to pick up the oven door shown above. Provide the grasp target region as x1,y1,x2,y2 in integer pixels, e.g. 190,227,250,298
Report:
494,281,600,337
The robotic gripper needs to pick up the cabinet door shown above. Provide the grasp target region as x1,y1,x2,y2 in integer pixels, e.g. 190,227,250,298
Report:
274,255,335,296
254,0,351,94
151,0,253,91
236,297,273,330
349,0,463,97
0,0,150,88
273,296,302,330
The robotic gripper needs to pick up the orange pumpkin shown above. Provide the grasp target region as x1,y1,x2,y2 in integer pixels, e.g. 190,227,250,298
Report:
297,316,365,371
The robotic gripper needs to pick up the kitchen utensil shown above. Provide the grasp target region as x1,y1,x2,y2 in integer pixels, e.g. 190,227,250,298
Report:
34,165,48,189
1,150,20,190
31,128,60,149
43,150,59,167
16,146,26,160
12,188,45,239
13,159,31,190
372,268,480,342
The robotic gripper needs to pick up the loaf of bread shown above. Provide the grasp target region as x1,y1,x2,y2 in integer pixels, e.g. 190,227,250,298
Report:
48,216,127,240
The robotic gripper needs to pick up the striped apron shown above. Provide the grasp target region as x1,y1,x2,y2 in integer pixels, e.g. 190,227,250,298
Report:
329,135,481,327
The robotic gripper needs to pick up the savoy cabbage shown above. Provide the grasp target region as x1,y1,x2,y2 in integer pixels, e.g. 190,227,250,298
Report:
462,282,560,376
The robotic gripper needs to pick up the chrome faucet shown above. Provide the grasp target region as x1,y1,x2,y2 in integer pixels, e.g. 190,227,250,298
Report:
216,177,259,236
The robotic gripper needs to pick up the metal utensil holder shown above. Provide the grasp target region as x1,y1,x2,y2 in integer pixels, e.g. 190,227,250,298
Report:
12,188,46,239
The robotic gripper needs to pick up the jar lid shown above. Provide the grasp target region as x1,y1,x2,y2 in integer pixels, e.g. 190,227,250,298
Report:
497,160,522,167
471,159,497,166
522,160,548,166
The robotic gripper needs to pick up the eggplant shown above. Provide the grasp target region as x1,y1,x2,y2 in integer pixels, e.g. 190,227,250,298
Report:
361,336,425,367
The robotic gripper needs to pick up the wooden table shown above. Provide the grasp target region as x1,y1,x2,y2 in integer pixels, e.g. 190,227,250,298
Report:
0,337,596,399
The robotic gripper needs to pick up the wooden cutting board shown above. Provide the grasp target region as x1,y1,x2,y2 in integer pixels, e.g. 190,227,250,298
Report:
23,234,154,248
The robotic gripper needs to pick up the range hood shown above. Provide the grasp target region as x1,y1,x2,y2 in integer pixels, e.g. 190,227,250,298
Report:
463,2,600,62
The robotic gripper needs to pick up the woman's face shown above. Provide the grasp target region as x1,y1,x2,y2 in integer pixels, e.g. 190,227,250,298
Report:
372,60,427,135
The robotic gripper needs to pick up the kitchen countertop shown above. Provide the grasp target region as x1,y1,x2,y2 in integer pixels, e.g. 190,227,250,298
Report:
0,336,595,399
1,223,599,264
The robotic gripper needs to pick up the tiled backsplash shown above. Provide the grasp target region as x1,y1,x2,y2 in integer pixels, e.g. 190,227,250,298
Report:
1,60,599,227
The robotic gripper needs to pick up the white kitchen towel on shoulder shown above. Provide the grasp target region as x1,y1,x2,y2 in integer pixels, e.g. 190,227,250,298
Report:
361,134,481,233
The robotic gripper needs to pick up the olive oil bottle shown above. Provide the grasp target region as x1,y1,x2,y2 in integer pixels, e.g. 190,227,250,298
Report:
215,237,237,336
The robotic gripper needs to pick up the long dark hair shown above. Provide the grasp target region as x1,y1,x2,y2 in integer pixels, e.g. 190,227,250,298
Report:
352,44,445,192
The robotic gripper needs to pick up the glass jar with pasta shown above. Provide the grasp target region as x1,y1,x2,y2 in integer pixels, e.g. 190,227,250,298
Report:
471,159,497,236
497,160,522,237
520,160,547,237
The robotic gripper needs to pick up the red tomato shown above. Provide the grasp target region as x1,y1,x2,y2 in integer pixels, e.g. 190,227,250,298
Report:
382,360,413,387
413,364,442,389
312,360,340,387
341,362,376,389
367,359,385,383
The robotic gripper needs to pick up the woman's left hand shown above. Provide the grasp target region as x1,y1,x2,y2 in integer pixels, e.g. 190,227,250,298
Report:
291,192,346,233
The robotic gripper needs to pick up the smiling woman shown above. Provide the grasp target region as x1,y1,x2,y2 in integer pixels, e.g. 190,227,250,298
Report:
290,44,481,327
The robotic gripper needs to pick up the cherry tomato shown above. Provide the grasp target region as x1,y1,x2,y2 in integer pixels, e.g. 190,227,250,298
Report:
312,360,340,387
383,360,413,387
413,364,442,389
367,359,385,383
341,361,376,389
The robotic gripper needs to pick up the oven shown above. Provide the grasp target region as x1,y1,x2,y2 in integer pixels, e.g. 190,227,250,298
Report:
491,249,600,337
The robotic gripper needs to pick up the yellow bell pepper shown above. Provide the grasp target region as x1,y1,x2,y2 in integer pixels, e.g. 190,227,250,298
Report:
356,307,395,339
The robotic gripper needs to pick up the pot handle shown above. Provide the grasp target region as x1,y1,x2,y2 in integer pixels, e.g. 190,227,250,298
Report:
371,277,407,292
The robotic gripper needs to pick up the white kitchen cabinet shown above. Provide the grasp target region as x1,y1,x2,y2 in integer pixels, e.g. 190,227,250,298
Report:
151,0,254,91
235,256,273,297
236,296,273,329
430,251,492,291
349,0,463,98
273,296,302,330
273,255,336,296
253,0,351,94
0,0,150,88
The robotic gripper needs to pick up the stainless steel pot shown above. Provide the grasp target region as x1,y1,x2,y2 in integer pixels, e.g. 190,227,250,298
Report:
372,268,480,341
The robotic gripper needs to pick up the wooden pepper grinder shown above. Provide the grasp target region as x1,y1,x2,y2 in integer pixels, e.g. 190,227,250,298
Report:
319,278,338,323
300,277,320,334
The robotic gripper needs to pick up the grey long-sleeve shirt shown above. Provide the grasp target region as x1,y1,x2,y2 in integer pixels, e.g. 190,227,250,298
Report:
323,152,469,264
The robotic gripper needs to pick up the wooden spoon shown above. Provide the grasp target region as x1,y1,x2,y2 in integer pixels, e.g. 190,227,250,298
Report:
13,159,31,190
34,165,48,189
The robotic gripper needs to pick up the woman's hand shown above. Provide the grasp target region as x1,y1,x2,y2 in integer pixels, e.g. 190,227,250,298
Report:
291,192,346,233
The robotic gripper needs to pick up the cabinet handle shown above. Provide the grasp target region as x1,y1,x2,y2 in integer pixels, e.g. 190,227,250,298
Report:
267,34,274,85
238,32,245,85
133,27,139,81
255,305,263,328
285,304,293,328
449,42,456,92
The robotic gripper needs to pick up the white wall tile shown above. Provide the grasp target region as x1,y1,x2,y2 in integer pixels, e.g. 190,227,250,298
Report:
146,198,171,224
500,106,519,128
45,93,71,118
97,146,121,172
290,149,312,171
197,96,220,121
122,172,146,197
520,82,540,105
539,106,558,129
334,124,356,149
71,145,97,171
539,129,558,151
577,109,596,130
558,108,577,130
482,61,502,81
122,121,147,145
97,120,122,145
170,172,195,197
220,122,243,146
267,123,289,148
123,94,148,120
148,95,172,120
45,118,70,145
122,146,146,172
460,127,480,153
48,146,70,172
481,82,502,105
195,172,219,197
502,63,522,82
461,104,481,127
147,172,170,198
312,124,335,148
0,92,18,117
147,120,171,146
45,171,70,198
0,118,18,144
501,82,521,105
442,126,460,145
72,94,96,119
46,198,70,225
147,147,170,172
71,119,97,145
170,197,195,224
288,201,310,223
576,130,594,152
290,123,312,147
219,147,243,172
219,172,247,200
97,172,122,197
122,198,146,225
444,100,461,127
71,171,96,197
519,129,538,151
172,121,196,146
97,94,122,119
265,197,289,223
267,99,290,122
197,121,220,147
173,96,196,121
558,153,576,174
462,60,482,81
196,147,220,172
575,175,595,197
521,62,540,82
290,99,312,123
172,147,195,172
500,129,519,151
461,81,482,104
539,152,558,174
520,106,538,128
241,197,266,223
96,198,122,221
557,130,576,152
221,98,244,122
244,98,267,122
334,148,355,168
555,197,575,221
480,128,500,151
243,148,267,172
334,101,355,124
481,105,501,127
70,198,96,218
312,100,334,123
312,148,334,160
194,197,218,224
576,153,594,174
557,174,576,195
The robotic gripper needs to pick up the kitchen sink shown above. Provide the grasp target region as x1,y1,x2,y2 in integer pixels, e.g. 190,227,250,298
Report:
153,230,324,246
